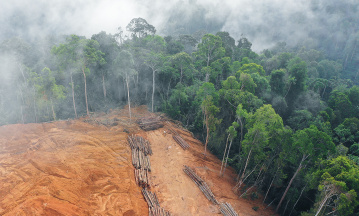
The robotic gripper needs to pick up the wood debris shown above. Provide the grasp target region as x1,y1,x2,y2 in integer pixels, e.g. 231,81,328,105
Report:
135,168,150,188
128,135,172,215
172,135,190,150
220,202,238,216
166,126,190,150
128,134,152,155
183,165,218,205
142,188,171,216
137,117,164,131
131,148,151,171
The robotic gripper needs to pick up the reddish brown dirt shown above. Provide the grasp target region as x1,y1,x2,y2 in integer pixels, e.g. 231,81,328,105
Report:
0,106,277,216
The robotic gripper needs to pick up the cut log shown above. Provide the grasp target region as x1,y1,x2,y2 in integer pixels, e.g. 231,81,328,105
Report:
183,165,218,205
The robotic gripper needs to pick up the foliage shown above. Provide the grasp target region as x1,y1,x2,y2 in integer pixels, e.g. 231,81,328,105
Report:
2,15,359,216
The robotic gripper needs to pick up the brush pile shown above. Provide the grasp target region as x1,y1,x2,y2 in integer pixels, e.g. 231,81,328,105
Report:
128,135,153,155
220,202,238,216
172,135,190,150
142,188,171,216
137,117,164,131
183,165,218,205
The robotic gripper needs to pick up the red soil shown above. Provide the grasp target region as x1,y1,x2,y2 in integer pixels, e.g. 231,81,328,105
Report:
0,106,277,216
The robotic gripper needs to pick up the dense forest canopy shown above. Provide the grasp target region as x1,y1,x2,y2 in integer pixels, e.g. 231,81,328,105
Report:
1,0,359,215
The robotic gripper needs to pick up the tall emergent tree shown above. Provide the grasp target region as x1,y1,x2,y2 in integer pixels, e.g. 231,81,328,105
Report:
194,34,225,82
114,50,137,120
52,35,105,116
126,17,156,39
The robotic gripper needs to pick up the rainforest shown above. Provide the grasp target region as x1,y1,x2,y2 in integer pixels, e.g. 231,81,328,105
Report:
1,0,359,215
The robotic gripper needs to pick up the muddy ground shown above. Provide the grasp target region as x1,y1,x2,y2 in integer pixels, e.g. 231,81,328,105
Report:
0,106,276,216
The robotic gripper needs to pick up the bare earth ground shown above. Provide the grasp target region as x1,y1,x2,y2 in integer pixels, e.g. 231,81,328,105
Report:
0,106,276,216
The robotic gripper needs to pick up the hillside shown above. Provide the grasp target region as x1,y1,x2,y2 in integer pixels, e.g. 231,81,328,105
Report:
0,106,276,216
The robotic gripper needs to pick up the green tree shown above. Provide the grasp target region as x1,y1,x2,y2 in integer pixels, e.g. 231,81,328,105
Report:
270,69,286,96
194,34,225,81
201,95,221,157
238,73,256,93
170,52,193,84
32,67,66,121
237,63,265,76
220,121,239,176
91,31,119,99
126,17,156,39
216,31,236,59
276,125,335,212
52,35,105,116
311,156,359,216
329,90,353,119
237,105,284,190
285,57,308,112
142,35,166,112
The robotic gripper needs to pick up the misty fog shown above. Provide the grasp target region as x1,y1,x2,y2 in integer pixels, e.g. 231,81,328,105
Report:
1,0,355,50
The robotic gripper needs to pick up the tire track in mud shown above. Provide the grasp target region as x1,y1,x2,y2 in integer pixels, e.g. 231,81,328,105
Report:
0,120,147,215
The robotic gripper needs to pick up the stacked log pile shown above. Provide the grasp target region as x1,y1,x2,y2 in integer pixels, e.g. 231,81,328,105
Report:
142,188,171,216
131,148,151,171
166,126,180,136
135,168,150,188
137,117,164,131
172,135,190,150
128,135,152,155
220,202,238,216
128,135,152,187
128,135,172,215
183,165,219,205
167,127,190,150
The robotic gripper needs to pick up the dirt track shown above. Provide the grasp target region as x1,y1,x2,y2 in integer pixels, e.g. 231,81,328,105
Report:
0,106,276,216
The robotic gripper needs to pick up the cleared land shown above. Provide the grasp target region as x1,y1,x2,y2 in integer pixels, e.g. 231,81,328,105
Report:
0,106,276,216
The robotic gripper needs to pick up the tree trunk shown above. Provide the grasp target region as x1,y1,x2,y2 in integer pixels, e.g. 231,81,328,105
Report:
223,139,233,175
238,117,244,155
238,166,264,199
234,147,253,191
321,83,327,98
315,194,331,216
70,73,77,118
33,87,37,123
289,185,306,216
283,197,291,215
284,82,292,99
220,134,230,176
239,131,258,183
19,88,25,124
180,66,183,83
50,99,56,121
205,73,209,82
118,78,121,100
263,166,280,204
82,66,89,116
46,101,50,120
126,74,131,122
204,112,209,157
123,77,127,100
102,73,106,98
276,155,308,212
152,69,155,112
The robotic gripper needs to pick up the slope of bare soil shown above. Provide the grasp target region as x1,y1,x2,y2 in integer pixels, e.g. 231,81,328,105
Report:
0,106,276,216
